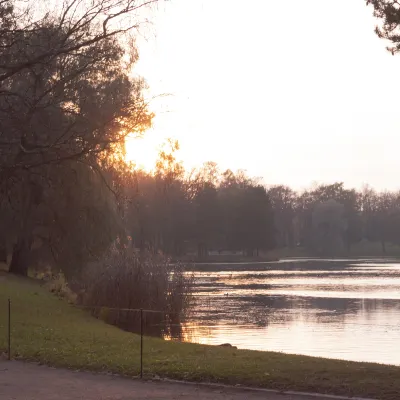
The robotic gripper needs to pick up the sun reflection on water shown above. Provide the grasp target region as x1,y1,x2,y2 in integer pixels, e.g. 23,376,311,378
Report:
176,260,400,365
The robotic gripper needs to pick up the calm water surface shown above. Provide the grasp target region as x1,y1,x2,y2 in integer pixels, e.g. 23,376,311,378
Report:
180,259,400,365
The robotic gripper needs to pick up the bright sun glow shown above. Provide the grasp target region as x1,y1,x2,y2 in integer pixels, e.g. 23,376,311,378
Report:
125,134,159,171
124,92,173,171
124,93,198,172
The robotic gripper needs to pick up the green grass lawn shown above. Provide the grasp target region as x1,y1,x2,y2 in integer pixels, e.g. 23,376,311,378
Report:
1,272,399,400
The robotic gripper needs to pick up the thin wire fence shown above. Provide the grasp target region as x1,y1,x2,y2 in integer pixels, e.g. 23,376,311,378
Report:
4,298,196,378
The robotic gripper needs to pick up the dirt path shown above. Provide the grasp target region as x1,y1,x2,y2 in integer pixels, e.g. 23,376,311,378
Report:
0,360,356,400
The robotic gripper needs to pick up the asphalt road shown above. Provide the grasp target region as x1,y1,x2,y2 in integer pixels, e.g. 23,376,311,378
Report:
0,360,366,400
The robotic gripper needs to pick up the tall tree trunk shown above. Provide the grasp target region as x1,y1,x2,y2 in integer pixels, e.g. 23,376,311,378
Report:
0,240,7,263
9,176,35,276
9,236,32,276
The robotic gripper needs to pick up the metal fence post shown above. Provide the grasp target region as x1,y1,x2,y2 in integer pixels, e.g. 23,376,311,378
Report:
140,308,143,379
8,298,11,361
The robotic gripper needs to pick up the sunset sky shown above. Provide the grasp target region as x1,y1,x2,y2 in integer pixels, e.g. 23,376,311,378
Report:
126,0,400,191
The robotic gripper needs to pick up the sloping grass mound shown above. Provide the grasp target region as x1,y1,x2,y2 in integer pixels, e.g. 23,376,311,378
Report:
1,273,399,400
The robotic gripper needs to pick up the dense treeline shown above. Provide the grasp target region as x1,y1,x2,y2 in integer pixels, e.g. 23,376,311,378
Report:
124,144,275,259
125,161,400,258
268,183,400,256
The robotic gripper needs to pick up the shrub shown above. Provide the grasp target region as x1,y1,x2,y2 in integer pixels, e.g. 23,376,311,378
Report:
78,244,193,336
39,269,77,304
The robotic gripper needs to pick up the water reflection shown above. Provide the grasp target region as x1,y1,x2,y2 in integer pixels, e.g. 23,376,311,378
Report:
176,259,400,365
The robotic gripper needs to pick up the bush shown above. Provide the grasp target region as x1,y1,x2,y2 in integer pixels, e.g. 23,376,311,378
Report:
78,243,193,337
33,266,78,304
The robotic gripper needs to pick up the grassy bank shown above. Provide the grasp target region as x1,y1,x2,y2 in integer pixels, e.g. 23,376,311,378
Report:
1,273,399,400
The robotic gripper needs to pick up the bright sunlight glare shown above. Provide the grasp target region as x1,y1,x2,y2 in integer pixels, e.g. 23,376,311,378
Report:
125,134,159,171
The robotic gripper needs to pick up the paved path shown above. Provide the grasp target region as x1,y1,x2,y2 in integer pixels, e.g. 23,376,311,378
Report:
0,360,350,400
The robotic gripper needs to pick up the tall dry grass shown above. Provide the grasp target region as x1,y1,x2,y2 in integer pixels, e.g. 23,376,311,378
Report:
78,244,194,336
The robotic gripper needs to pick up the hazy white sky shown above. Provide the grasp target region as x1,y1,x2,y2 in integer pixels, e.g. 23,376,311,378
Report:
126,0,400,191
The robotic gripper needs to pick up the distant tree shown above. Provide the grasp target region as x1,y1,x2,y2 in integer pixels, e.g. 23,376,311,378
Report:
154,140,190,256
219,171,275,256
239,185,275,256
267,185,297,248
296,189,314,248
312,199,347,256
344,212,363,252
124,169,158,252
125,140,192,257
364,191,398,253
296,183,362,254
194,183,221,259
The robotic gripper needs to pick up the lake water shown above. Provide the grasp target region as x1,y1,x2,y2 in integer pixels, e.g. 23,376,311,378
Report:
180,259,400,365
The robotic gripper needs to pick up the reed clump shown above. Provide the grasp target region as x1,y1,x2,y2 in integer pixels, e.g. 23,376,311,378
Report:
79,244,193,336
